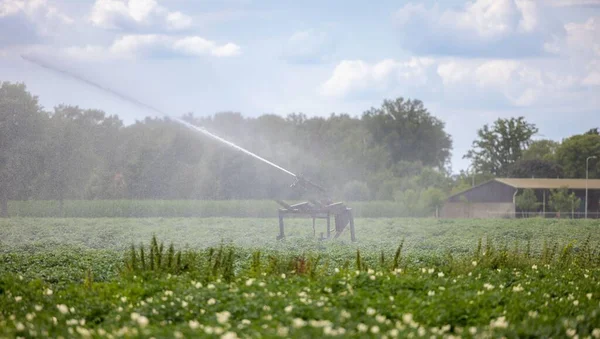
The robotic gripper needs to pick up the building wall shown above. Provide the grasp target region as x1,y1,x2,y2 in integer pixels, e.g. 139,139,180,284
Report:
448,181,516,203
441,202,516,219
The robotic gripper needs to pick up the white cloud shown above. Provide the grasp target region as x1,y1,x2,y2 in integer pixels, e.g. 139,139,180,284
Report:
394,0,562,57
172,36,240,57
551,0,600,7
63,34,240,60
320,58,434,97
0,0,73,47
89,0,192,31
283,29,335,63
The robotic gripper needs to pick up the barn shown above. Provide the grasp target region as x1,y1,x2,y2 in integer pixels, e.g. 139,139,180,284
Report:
441,178,600,218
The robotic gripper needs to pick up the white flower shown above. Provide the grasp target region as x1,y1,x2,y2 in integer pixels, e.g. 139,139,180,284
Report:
241,319,251,325
483,283,495,290
15,322,25,331
340,310,351,319
284,305,293,313
532,265,538,270
281,273,286,279
428,290,436,296
587,293,593,300
366,307,376,316
512,284,524,292
573,300,580,306
402,313,413,324
472,261,477,266
528,311,539,318
208,284,216,289
221,331,239,339
370,325,380,334
14,296,22,302
369,275,376,280
45,289,53,296
181,301,188,308
277,326,289,337
592,328,600,338
438,272,445,278
207,298,216,305
357,323,368,333
292,318,306,328
376,314,386,323
566,328,577,337
216,311,231,324
469,327,477,335
34,305,43,311
428,268,435,274
245,279,255,287
189,320,200,329
137,315,149,327
57,304,69,314
195,282,202,289
490,316,508,329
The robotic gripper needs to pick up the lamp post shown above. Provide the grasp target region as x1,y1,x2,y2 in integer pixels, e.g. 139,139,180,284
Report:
586,156,597,219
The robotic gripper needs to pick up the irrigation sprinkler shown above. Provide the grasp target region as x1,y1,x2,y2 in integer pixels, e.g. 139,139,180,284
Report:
22,54,356,241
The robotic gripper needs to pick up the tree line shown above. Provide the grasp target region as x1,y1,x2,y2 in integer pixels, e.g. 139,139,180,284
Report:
1,81,599,217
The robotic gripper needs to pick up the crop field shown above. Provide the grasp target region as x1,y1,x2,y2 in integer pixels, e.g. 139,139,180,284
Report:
1,217,600,338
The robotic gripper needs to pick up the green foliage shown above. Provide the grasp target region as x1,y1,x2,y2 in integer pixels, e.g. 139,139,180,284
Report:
549,187,582,216
522,139,560,161
342,181,370,201
556,133,600,178
362,98,452,169
1,233,600,338
507,159,564,178
515,189,540,216
464,117,538,176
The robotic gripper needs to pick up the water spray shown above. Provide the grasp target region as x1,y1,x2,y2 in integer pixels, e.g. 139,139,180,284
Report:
20,54,296,178
21,54,355,241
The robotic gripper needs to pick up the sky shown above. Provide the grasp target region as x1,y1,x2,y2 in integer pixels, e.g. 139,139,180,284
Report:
1,0,599,173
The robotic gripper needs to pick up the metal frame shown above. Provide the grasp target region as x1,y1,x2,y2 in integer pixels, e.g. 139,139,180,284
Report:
275,200,356,241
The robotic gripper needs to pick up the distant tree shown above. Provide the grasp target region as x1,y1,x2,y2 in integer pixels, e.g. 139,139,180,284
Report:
585,128,599,135
362,98,452,169
0,82,45,217
394,189,421,216
464,117,538,176
507,159,564,178
420,187,446,217
549,187,581,218
556,133,600,178
515,189,540,217
522,139,560,161
342,180,370,201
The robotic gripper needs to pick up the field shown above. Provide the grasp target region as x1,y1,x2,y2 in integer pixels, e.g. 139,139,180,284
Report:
1,217,600,338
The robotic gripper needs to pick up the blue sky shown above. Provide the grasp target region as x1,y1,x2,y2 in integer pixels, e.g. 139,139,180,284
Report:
1,0,599,172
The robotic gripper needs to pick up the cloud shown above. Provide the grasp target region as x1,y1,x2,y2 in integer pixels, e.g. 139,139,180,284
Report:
320,58,435,97
551,0,600,7
89,0,192,31
282,29,335,64
394,0,563,57
63,34,240,60
0,0,73,47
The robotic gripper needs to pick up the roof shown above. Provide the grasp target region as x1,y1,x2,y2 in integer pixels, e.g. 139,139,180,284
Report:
447,178,600,201
495,178,600,190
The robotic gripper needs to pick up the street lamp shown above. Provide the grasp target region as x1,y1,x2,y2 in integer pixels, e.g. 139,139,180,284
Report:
586,156,597,219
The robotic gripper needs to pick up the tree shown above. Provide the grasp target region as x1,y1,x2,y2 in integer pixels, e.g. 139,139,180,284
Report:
556,133,600,178
549,187,581,218
0,82,45,217
522,139,560,161
515,189,540,217
507,159,564,178
420,187,446,217
464,117,538,176
362,98,452,169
